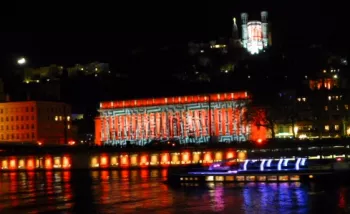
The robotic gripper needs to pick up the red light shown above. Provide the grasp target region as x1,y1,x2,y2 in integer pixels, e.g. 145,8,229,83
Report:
121,155,129,166
140,155,148,166
182,152,190,163
38,142,42,146
100,156,108,167
63,156,71,168
68,141,76,146
9,159,16,170
161,153,169,165
226,152,234,159
204,153,212,163
337,157,342,162
27,159,35,170
45,158,52,169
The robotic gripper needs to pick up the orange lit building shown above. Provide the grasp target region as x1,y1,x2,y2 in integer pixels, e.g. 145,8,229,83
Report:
0,101,73,145
95,92,267,145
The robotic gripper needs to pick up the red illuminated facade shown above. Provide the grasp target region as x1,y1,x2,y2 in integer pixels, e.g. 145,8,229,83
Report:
95,92,267,145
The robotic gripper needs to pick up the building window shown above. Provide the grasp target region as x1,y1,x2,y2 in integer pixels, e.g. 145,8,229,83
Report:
31,107,34,112
336,105,340,111
67,116,71,121
328,96,331,101
26,133,29,139
325,125,330,131
26,116,29,120
16,125,19,130
5,117,8,121
0,109,2,113
68,124,71,130
32,133,35,139
11,116,13,121
302,97,306,102
55,116,58,121
16,116,18,121
26,124,29,129
345,105,349,110
21,125,24,130
325,106,328,111
21,116,24,121
31,124,35,129
335,125,340,131
59,116,62,121
26,107,29,112
0,118,2,122
32,116,34,120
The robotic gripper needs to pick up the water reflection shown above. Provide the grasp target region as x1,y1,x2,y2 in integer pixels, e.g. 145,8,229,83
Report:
0,170,346,213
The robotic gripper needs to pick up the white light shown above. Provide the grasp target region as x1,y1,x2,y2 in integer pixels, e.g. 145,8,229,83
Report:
295,158,301,170
225,70,228,73
200,50,204,53
277,159,284,171
17,57,26,65
283,159,289,167
243,160,249,171
301,158,307,166
95,74,98,77
248,75,251,79
47,79,50,82
267,159,273,167
260,159,267,171
334,75,338,79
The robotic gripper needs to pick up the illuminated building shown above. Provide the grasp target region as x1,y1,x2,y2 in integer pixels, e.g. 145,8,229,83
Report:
0,101,73,144
241,11,270,54
95,92,267,145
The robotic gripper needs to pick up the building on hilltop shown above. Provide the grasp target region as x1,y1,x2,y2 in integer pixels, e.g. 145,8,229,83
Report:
0,101,74,145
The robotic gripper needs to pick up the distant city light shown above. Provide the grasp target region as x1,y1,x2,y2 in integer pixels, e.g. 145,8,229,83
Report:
17,57,26,65
333,75,338,79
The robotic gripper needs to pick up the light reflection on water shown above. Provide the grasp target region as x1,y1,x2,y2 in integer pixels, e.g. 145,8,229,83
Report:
0,170,346,213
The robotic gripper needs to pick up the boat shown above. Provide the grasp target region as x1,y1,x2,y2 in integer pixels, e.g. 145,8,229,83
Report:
166,157,348,184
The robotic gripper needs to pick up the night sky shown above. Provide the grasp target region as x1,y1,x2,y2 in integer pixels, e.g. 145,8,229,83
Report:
0,1,348,70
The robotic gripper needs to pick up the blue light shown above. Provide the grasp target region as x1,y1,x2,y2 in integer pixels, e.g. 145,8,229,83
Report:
267,159,273,167
277,159,284,171
295,158,301,170
301,158,306,166
260,159,267,171
243,160,249,171
283,159,289,167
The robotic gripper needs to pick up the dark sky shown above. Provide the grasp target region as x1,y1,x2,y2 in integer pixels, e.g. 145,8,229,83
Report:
0,1,348,69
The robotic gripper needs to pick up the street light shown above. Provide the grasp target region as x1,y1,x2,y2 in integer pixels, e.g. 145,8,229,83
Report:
17,57,26,65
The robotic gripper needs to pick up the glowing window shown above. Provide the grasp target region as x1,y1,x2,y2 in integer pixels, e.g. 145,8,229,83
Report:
325,106,328,111
325,125,330,131
345,105,349,110
335,125,340,131
55,116,58,121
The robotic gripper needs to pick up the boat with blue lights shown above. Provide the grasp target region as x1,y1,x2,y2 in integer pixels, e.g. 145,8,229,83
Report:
167,157,350,184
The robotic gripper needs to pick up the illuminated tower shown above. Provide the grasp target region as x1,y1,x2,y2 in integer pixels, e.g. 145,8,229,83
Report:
241,13,248,48
261,11,269,48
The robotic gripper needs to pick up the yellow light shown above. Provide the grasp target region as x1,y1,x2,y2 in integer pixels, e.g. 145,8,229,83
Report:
294,126,299,135
309,175,313,179
334,75,338,79
55,116,58,121
67,116,71,121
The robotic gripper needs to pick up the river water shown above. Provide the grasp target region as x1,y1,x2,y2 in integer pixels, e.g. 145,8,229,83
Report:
0,170,347,213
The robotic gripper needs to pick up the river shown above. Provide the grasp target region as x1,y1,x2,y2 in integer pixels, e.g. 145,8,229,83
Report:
0,170,347,213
